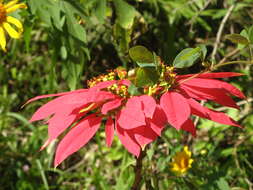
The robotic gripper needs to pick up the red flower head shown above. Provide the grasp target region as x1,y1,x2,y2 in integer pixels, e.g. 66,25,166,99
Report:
158,70,245,136
27,65,245,167
27,70,166,167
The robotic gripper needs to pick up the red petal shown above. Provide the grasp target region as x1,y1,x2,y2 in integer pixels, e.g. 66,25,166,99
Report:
117,97,146,129
181,119,196,137
105,117,114,147
24,89,87,105
84,90,116,103
54,115,102,167
132,126,158,147
47,111,84,140
178,84,204,100
147,106,167,136
160,91,190,130
30,90,115,122
29,95,76,122
101,98,122,115
139,95,157,118
92,80,116,90
188,98,241,127
118,79,131,86
177,72,244,80
125,96,142,109
116,122,140,157
41,111,85,150
180,84,239,109
180,78,245,99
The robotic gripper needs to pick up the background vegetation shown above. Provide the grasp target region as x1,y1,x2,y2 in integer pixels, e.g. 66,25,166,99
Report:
0,0,253,189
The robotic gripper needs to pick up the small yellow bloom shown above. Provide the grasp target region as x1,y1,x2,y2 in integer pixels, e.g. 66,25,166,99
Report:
170,146,194,175
200,149,207,155
0,0,27,52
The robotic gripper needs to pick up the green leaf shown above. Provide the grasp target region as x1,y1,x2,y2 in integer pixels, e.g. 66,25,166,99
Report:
62,62,82,90
216,178,230,190
60,46,68,60
113,23,132,53
129,45,155,67
220,148,233,157
94,0,106,23
196,17,211,32
135,68,159,87
225,34,249,45
29,0,86,43
238,29,249,49
136,62,157,68
23,24,32,52
128,84,141,96
173,47,202,68
62,2,87,43
28,0,63,30
248,25,253,43
115,151,135,190
6,112,34,130
199,45,207,61
113,0,138,29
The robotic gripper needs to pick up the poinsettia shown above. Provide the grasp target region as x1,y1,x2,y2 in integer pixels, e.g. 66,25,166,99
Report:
27,66,245,167
159,72,245,136
27,71,167,167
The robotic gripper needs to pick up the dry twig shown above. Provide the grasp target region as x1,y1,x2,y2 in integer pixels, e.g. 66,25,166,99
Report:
211,4,235,64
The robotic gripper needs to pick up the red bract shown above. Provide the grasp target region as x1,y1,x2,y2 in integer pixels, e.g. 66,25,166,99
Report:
28,80,166,167
160,72,245,136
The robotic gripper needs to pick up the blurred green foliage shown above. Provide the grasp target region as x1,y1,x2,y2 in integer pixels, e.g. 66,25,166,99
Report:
0,0,253,189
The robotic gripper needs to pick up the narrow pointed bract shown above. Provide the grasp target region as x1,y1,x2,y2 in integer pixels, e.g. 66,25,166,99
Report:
105,117,114,147
54,115,102,167
177,72,244,80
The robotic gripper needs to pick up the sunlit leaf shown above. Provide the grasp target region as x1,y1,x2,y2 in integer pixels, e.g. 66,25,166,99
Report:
248,25,253,43
238,29,249,49
113,0,138,29
199,44,207,61
225,34,249,45
129,45,154,65
135,68,159,87
63,2,86,43
173,47,202,68
128,83,141,96
216,178,230,190
94,0,106,23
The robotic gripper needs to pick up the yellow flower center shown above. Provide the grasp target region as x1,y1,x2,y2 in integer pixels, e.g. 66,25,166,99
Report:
87,69,129,98
164,65,176,84
0,3,7,23
107,84,129,98
179,156,188,169
87,71,116,88
146,65,176,96
170,146,194,175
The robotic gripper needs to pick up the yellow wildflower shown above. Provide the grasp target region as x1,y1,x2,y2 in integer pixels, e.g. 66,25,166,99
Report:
170,146,194,175
0,0,27,51
200,149,207,155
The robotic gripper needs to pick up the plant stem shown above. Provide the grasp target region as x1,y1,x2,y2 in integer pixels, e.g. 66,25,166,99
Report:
213,60,253,70
131,149,146,190
211,4,235,65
